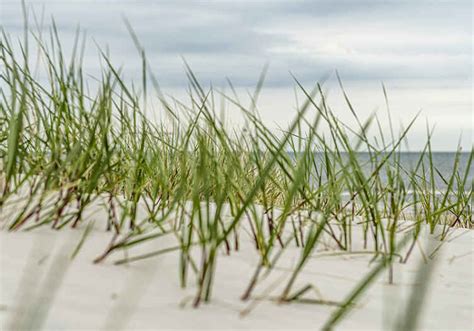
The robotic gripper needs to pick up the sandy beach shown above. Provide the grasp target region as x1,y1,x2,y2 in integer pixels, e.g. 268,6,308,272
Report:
1,201,472,330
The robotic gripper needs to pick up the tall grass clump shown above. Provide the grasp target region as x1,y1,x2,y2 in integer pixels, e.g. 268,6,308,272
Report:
0,12,472,326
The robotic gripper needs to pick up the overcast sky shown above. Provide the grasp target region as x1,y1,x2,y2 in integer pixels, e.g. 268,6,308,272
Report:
1,0,472,150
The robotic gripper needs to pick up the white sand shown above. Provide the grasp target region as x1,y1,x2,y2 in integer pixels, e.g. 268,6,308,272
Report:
1,201,473,330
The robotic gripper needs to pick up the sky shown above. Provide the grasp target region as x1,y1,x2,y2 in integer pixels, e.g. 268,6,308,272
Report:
1,0,472,150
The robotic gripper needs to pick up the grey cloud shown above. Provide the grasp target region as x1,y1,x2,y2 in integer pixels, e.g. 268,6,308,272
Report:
1,0,471,87
1,0,471,150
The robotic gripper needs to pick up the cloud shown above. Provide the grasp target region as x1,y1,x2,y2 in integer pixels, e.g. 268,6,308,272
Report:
1,0,471,149
2,0,471,86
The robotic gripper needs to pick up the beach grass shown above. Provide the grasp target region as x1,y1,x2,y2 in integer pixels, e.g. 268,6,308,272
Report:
0,15,472,329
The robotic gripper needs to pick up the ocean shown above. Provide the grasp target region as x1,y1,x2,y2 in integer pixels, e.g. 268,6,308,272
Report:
311,152,473,191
